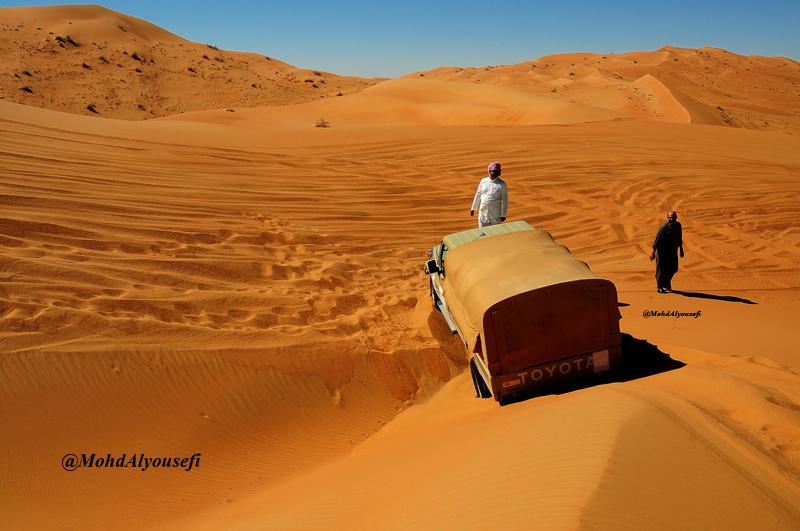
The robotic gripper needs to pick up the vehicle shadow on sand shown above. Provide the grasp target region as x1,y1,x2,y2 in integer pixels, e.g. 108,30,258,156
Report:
669,289,756,304
501,333,686,406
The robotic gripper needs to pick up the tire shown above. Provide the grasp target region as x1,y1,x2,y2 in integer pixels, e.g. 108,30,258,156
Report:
470,359,492,399
430,277,439,310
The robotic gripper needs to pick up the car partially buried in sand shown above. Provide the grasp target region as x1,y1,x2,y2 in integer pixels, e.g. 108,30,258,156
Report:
424,221,621,404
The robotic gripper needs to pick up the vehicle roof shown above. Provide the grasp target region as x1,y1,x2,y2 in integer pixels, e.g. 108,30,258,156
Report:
442,221,534,250
442,228,606,350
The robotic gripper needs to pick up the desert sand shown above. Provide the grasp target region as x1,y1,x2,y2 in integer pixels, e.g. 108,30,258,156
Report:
0,5,377,119
1,6,800,531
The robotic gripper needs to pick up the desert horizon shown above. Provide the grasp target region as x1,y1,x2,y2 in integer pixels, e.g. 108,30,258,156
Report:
1,4,799,530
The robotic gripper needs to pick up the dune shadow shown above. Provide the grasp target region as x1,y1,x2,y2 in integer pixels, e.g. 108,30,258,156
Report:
501,333,685,406
669,289,756,304
618,301,630,307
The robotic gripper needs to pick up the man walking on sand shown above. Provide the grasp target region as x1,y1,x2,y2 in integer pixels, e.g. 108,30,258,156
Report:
470,162,508,227
649,210,684,293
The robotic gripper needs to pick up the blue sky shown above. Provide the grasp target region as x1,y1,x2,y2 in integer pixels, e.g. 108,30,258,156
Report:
2,1,798,77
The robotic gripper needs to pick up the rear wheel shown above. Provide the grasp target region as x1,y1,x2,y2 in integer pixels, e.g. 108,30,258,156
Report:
470,358,492,399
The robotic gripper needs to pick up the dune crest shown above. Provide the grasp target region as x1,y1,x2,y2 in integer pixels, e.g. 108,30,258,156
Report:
629,74,691,122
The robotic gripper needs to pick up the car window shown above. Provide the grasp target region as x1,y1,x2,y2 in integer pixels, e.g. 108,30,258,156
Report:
440,242,448,276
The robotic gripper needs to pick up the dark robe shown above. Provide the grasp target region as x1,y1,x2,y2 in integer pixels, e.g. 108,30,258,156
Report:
653,220,682,289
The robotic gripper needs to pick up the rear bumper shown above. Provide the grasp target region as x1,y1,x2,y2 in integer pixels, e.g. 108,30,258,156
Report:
476,346,622,402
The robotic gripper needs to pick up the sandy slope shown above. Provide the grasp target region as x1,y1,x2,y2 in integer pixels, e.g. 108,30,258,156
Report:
184,348,800,531
412,46,800,133
0,5,377,119
1,90,799,530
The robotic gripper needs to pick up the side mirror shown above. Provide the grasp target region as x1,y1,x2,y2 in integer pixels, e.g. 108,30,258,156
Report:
424,259,440,275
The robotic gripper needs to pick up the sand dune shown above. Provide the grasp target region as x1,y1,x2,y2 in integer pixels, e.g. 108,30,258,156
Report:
0,5,377,119
412,46,800,133
164,77,626,128
3,5,799,134
2,6,800,531
628,74,690,122
183,346,800,530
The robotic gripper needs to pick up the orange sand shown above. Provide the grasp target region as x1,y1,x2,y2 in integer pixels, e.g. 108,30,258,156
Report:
413,46,800,134
1,6,800,531
0,5,377,119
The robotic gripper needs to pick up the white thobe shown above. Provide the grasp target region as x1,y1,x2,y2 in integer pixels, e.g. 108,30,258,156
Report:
471,176,508,227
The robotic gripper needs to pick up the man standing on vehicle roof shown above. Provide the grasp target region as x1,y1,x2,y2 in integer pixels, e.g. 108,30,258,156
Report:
470,162,508,227
649,210,684,293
